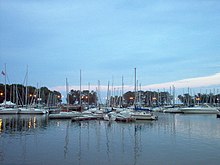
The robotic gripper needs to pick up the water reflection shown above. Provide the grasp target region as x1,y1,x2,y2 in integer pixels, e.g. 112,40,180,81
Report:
0,113,220,165
64,121,70,159
68,120,156,165
0,115,48,134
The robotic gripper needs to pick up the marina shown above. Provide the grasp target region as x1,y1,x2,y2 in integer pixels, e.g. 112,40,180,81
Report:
0,112,220,165
1,1,220,164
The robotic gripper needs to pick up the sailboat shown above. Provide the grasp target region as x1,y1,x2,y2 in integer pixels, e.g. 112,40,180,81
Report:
18,66,47,114
0,64,20,114
131,68,157,120
133,68,152,112
49,77,82,119
0,101,20,114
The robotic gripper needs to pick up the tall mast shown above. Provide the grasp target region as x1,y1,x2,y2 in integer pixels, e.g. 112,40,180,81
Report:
4,63,6,105
66,78,69,111
79,69,82,107
112,76,114,107
187,87,190,106
97,80,101,107
88,82,90,106
107,81,110,107
172,85,175,106
122,76,124,106
134,68,137,107
25,65,28,106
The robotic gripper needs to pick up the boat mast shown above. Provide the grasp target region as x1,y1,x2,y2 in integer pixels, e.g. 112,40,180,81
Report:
88,82,90,107
79,69,82,108
111,76,114,108
122,75,124,107
66,78,69,111
106,81,110,107
4,63,6,106
187,87,190,106
172,85,175,106
25,65,28,107
134,67,137,108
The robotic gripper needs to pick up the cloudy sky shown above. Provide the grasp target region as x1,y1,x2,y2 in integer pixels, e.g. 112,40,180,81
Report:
1,0,220,98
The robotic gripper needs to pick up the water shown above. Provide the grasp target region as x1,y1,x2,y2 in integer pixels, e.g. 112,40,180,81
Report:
0,113,220,165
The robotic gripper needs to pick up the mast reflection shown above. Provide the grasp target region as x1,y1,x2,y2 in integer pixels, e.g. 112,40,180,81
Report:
0,115,48,134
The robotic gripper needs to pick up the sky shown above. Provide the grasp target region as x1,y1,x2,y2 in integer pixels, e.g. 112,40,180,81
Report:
0,0,220,100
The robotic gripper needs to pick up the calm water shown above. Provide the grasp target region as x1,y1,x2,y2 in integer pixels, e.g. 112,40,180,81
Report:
0,113,220,165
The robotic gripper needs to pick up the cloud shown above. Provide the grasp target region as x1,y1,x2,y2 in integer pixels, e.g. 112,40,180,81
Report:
141,72,220,90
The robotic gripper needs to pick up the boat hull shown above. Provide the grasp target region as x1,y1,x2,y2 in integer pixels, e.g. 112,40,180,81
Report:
18,108,47,114
49,111,81,119
0,108,20,114
131,111,158,120
180,107,219,114
131,114,158,120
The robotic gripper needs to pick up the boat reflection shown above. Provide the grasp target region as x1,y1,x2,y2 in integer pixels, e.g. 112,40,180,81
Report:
69,120,155,165
0,115,48,134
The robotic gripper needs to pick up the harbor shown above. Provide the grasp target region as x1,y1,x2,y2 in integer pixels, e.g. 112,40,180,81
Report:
1,1,220,164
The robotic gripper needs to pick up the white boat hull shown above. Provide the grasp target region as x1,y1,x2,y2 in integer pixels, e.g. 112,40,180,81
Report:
19,108,47,114
0,109,19,114
49,111,81,119
131,111,158,120
163,108,182,113
0,108,20,114
180,107,219,114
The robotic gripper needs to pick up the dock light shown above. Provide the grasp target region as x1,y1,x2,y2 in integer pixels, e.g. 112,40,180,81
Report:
152,97,157,100
196,97,200,101
0,92,3,96
29,94,33,97
129,97,134,100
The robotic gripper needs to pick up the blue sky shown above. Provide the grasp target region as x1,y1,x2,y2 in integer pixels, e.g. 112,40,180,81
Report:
1,0,220,99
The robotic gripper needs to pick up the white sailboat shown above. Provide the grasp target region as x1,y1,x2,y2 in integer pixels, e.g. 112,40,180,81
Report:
49,77,82,119
18,66,47,114
131,68,157,120
0,101,20,114
0,64,20,114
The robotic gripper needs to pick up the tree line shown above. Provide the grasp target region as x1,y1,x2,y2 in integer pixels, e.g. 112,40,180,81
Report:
67,89,98,106
0,83,62,106
178,93,220,106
